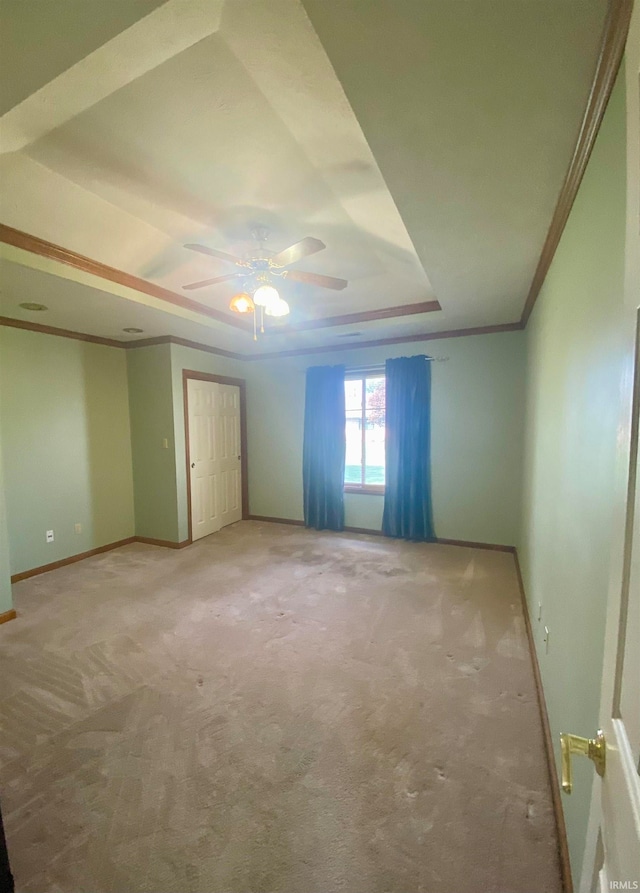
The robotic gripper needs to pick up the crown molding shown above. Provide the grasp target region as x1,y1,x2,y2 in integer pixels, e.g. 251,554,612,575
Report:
269,300,442,333
241,322,524,361
0,314,125,348
0,315,523,359
123,334,244,360
1,224,442,334
0,223,249,331
520,0,633,326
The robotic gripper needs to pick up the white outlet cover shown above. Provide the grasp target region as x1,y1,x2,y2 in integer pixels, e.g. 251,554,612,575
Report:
46,530,54,542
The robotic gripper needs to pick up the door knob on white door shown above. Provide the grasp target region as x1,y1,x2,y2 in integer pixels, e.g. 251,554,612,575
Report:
560,729,606,794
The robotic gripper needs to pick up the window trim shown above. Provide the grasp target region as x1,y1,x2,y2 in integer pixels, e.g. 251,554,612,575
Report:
344,370,386,494
344,483,385,496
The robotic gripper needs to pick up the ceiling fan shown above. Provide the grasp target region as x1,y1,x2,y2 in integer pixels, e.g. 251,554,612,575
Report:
182,227,348,337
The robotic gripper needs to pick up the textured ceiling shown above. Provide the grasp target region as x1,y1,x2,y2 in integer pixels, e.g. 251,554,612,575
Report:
301,0,608,324
0,0,607,354
0,0,167,115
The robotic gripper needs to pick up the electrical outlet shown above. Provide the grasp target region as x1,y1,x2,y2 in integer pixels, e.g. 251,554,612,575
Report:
544,625,550,654
46,530,54,543
75,523,82,534
537,602,543,622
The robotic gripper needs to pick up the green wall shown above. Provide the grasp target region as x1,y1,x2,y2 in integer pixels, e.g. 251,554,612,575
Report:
0,327,134,575
246,331,526,545
126,343,180,542
518,72,627,880
0,461,12,613
0,369,13,612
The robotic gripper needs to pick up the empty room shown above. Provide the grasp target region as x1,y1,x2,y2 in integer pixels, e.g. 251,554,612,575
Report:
0,1,638,891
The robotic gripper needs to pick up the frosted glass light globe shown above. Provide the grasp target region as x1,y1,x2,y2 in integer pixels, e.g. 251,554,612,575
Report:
229,293,254,313
265,297,290,317
253,285,280,308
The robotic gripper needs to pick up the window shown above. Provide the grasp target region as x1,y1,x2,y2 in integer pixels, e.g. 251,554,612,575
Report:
344,372,385,492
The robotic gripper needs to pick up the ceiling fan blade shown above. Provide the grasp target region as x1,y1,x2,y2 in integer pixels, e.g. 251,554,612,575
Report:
270,237,326,268
184,243,246,266
285,269,348,290
183,273,243,290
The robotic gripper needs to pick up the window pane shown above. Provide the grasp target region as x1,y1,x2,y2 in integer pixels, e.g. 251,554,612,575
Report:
344,378,363,412
344,374,386,488
364,420,385,484
345,409,363,483
364,376,385,484
365,376,385,416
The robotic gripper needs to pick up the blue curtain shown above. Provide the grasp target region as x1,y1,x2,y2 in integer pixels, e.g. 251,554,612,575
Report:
303,364,346,531
382,355,435,541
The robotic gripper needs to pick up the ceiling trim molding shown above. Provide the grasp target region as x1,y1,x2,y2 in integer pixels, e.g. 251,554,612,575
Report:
241,322,524,361
0,314,125,348
268,300,442,334
0,315,523,359
0,223,249,331
123,334,244,360
0,318,245,359
1,224,444,335
520,0,633,327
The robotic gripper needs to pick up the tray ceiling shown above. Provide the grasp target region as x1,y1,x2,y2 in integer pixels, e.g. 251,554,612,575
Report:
0,0,608,355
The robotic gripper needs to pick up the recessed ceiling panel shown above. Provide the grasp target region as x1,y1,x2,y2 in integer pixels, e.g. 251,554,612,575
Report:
0,0,610,353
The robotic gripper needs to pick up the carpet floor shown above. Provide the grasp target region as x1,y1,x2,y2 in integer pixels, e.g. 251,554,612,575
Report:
0,521,562,892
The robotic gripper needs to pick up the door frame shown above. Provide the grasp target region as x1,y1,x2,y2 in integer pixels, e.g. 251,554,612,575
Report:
579,6,640,889
183,369,249,544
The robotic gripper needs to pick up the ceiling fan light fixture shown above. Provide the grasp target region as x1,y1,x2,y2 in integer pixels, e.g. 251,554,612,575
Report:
253,284,280,308
265,297,290,318
229,292,255,314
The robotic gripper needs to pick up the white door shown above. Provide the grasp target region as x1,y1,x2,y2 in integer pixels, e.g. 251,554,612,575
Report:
187,378,242,541
580,12,640,892
188,378,221,540
218,383,242,529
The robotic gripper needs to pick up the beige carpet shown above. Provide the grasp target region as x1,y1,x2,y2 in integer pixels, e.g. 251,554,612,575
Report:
0,521,562,892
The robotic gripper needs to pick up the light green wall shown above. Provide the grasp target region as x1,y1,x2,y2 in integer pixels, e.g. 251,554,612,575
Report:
126,343,180,542
0,460,12,613
0,327,134,575
0,373,13,612
246,331,526,545
169,344,245,542
518,71,626,881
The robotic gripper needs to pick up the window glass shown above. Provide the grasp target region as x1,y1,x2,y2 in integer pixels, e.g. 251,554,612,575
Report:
345,407,363,484
364,425,385,484
344,374,385,488
345,378,363,412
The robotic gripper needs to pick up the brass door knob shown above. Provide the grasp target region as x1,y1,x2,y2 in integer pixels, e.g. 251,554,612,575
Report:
560,730,606,794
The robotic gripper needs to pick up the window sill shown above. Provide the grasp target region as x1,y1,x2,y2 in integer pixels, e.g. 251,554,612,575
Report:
344,485,385,496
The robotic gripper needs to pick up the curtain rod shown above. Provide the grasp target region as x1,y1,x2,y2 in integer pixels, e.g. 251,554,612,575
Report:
345,356,449,375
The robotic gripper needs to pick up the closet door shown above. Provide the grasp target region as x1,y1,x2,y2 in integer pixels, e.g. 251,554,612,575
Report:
188,378,222,541
218,384,242,528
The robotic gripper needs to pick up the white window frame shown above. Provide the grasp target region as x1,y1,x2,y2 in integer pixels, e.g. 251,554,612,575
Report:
344,369,386,495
